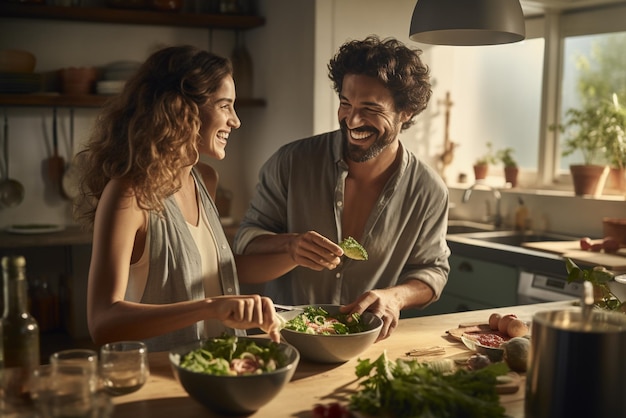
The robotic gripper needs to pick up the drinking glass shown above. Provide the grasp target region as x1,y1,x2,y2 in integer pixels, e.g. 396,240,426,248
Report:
49,349,100,417
99,341,149,396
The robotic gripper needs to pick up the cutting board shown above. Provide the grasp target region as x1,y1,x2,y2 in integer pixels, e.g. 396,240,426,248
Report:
522,240,626,270
521,240,580,254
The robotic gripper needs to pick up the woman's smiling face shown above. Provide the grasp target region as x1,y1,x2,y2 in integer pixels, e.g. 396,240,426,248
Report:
337,74,410,163
198,75,241,161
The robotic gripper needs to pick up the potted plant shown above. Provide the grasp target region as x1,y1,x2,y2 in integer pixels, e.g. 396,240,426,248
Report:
473,142,497,181
557,101,613,196
601,94,626,192
496,147,519,187
565,258,624,312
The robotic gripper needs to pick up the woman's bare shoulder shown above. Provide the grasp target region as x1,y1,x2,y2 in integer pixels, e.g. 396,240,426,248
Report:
95,178,147,233
195,162,219,197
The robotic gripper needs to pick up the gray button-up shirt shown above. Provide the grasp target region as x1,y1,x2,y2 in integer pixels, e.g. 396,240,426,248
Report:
234,130,450,308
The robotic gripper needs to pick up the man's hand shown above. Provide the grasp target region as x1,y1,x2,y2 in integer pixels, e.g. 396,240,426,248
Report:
340,289,401,342
286,231,343,271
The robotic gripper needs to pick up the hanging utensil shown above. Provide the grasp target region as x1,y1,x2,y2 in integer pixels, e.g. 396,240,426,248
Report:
48,107,65,191
61,107,79,200
0,111,25,208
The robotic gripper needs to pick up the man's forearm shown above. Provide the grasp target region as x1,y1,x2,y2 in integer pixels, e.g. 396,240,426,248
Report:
242,233,298,254
393,278,436,309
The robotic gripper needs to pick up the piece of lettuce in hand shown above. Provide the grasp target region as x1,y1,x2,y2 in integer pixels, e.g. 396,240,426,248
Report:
339,236,368,260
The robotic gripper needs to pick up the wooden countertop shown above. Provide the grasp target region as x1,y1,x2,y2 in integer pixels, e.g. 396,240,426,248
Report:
110,300,577,418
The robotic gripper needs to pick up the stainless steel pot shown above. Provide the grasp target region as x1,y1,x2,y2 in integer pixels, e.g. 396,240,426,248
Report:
525,308,626,418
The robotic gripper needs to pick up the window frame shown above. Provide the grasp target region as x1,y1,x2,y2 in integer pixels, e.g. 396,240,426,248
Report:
531,4,626,191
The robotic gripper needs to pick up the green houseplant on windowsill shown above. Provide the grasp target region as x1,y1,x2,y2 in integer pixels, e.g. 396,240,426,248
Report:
496,147,518,188
601,94,626,192
556,100,615,196
473,142,497,181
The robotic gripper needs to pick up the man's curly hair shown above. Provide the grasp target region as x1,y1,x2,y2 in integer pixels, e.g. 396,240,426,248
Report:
328,35,432,131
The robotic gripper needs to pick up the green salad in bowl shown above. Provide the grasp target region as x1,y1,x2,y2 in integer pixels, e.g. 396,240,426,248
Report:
280,304,383,363
169,335,299,414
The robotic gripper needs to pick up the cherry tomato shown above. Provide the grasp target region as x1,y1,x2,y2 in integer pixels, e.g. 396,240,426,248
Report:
603,236,620,253
312,404,327,418
590,242,604,252
326,402,347,418
579,237,592,250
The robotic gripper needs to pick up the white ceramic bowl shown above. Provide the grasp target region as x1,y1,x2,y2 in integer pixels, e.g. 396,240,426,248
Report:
279,304,383,363
461,334,504,362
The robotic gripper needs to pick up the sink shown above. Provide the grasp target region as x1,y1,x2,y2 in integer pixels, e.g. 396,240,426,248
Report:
447,220,495,235
450,230,579,247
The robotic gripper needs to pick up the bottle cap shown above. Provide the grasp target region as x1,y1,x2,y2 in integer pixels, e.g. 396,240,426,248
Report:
2,255,26,278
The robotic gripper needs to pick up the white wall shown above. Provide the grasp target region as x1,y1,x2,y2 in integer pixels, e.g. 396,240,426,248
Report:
0,17,236,227
309,0,626,239
1,0,625,239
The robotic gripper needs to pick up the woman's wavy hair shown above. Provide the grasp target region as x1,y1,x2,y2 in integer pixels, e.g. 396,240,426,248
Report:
328,35,431,131
74,45,233,229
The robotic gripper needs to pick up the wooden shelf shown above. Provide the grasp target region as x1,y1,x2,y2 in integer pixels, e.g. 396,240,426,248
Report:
0,3,265,29
0,225,92,249
0,4,266,108
0,93,266,108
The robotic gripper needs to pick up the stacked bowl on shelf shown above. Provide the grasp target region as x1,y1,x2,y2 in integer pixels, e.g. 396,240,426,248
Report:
0,49,41,94
96,61,141,96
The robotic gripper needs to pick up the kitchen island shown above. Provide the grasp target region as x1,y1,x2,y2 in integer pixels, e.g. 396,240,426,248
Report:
111,300,577,418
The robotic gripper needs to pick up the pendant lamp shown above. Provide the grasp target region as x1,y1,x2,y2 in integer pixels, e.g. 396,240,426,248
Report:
409,0,525,46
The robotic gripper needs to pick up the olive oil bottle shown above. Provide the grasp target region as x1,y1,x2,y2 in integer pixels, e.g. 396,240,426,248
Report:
1,255,40,400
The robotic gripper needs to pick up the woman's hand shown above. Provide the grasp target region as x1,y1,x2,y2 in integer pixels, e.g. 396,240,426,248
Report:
210,295,282,342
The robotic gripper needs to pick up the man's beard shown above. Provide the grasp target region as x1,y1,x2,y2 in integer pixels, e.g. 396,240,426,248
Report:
340,119,397,163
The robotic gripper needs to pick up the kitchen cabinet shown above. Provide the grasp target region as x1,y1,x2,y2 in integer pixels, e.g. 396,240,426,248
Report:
0,2,266,108
446,254,519,307
404,254,519,318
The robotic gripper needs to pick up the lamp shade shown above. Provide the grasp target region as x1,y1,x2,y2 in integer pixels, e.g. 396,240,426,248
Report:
409,0,525,46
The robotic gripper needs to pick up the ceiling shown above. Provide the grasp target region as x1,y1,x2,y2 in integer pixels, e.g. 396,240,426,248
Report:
520,0,626,16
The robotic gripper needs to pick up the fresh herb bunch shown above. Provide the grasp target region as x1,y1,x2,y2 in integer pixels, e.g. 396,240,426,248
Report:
284,306,366,335
179,335,286,375
339,236,368,260
565,258,624,312
349,351,508,418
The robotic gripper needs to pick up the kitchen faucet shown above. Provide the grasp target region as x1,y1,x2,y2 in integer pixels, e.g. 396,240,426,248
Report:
462,183,503,228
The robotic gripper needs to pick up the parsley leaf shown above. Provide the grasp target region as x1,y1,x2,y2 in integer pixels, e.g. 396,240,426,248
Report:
349,351,508,418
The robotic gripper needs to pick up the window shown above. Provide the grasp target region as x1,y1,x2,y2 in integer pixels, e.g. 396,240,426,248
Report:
560,32,626,172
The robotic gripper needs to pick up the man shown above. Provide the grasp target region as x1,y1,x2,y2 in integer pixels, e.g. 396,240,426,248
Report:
233,36,450,340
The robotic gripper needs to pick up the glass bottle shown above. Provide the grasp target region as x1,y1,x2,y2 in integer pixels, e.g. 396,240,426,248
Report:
1,255,40,401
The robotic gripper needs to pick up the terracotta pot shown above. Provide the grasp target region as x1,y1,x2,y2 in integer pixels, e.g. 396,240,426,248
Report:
606,167,626,192
473,164,488,180
569,164,609,197
603,217,626,246
59,67,98,96
504,166,519,188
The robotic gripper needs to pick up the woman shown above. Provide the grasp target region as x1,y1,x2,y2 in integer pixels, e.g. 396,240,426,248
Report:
74,45,285,351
